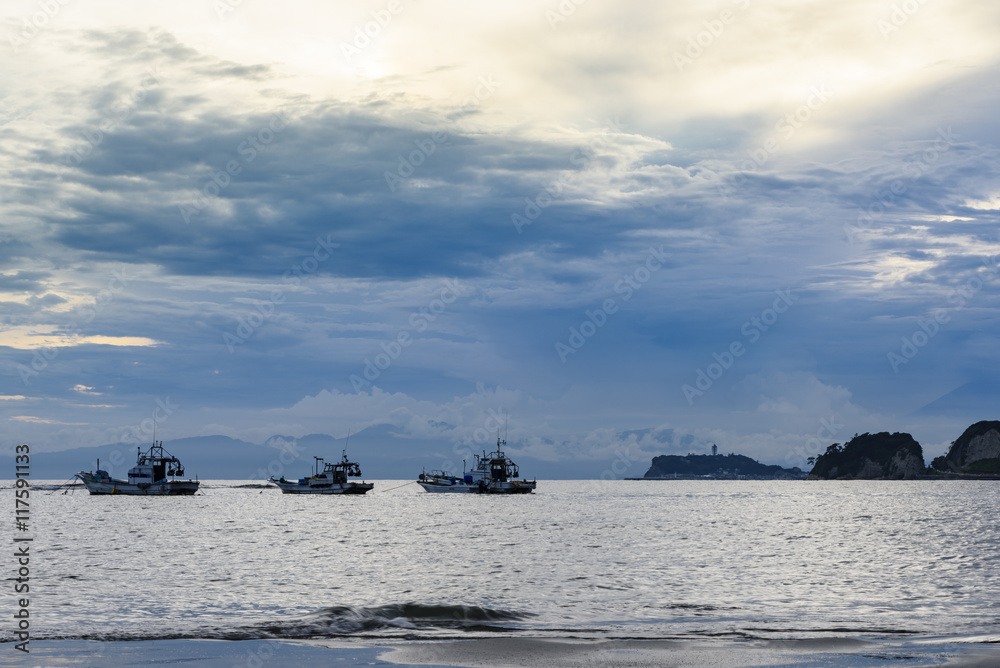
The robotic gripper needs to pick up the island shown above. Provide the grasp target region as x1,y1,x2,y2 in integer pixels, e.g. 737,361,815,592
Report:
629,421,1000,482
807,432,924,480
632,446,805,480
929,420,1000,475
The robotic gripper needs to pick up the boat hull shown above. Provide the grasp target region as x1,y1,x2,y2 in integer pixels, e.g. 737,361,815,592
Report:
269,478,373,494
75,473,199,496
417,480,535,494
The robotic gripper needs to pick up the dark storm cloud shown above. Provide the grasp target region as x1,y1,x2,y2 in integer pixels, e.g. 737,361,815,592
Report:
27,293,67,307
10,28,726,288
0,237,32,262
42,92,706,281
0,270,49,293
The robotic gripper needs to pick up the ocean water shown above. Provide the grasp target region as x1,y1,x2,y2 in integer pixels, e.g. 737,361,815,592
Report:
8,480,1000,645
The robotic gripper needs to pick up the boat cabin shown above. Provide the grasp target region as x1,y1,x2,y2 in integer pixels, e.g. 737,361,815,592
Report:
127,442,185,485
303,453,364,487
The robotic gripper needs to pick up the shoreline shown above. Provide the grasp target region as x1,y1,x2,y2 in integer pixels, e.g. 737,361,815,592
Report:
12,636,1000,668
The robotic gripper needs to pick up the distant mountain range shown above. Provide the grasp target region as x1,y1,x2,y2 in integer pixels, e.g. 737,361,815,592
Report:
913,377,1000,417
11,424,641,480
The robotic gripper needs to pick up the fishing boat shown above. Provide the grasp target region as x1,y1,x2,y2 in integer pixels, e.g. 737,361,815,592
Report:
75,441,200,495
269,451,374,494
417,437,536,494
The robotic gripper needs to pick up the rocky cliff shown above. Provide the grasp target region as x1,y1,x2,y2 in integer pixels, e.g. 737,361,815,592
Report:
935,421,1000,474
808,432,924,480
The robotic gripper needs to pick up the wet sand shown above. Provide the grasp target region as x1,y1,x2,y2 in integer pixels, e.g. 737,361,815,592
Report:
12,637,1000,667
3,639,396,667
382,637,1000,668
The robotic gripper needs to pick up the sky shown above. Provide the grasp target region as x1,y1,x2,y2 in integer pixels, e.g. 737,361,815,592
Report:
2,0,999,476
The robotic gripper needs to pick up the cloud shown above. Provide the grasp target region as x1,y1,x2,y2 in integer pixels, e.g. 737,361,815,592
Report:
0,4,998,473
0,271,49,293
0,326,161,350
10,416,87,425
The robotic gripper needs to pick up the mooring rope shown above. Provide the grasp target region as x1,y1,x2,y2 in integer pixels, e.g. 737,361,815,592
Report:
379,480,417,493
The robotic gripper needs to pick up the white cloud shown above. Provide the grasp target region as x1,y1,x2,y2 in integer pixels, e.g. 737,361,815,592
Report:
0,326,161,350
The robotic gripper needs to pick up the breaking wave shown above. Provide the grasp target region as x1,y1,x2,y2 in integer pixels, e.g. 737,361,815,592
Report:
296,603,531,635
24,603,533,642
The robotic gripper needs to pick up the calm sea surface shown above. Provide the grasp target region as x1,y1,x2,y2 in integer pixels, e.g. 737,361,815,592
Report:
8,480,1000,643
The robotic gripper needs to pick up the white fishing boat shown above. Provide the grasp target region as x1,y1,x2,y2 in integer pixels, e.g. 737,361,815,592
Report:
269,451,374,494
417,437,536,494
75,442,200,495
